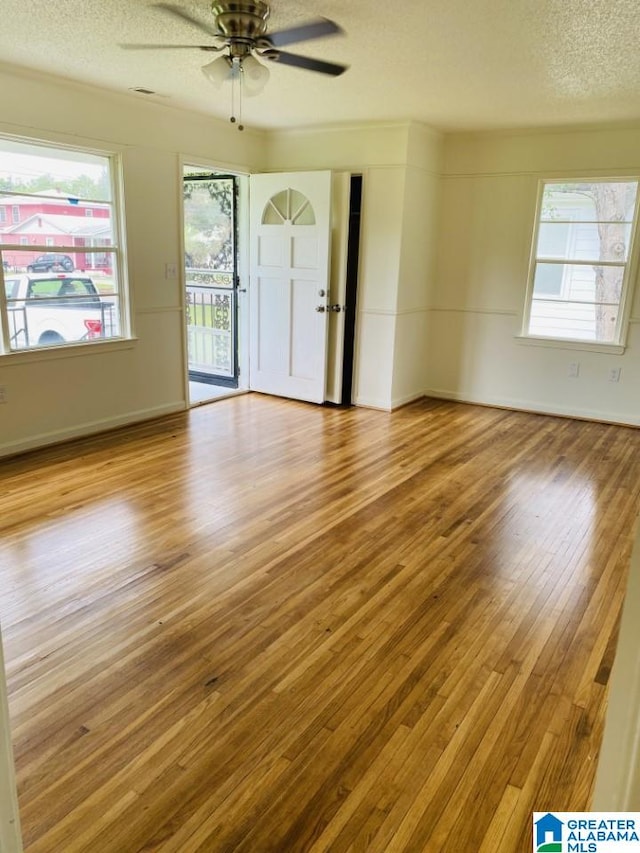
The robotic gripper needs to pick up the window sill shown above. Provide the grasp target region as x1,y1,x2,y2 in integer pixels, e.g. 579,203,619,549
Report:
514,335,625,355
0,336,138,364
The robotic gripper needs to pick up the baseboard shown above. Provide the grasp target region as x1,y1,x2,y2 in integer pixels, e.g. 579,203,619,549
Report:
0,401,187,459
426,388,640,428
390,391,427,411
353,396,393,412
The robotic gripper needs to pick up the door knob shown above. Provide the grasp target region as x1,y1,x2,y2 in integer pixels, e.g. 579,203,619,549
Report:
315,305,326,312
328,304,343,313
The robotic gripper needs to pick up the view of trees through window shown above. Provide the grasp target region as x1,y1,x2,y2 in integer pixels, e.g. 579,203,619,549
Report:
183,177,234,272
0,170,110,202
528,179,639,344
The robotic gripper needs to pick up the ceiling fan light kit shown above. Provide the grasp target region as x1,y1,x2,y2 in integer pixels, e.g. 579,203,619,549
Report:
123,1,348,130
202,53,270,95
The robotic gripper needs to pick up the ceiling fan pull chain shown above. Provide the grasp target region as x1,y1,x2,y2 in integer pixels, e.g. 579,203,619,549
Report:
230,57,237,125
238,62,244,131
228,56,244,131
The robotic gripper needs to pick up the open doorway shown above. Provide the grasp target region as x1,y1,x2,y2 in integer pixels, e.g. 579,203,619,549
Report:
340,175,362,406
183,168,245,405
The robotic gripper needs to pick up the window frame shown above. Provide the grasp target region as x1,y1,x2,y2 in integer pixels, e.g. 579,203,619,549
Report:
521,176,640,351
0,135,130,356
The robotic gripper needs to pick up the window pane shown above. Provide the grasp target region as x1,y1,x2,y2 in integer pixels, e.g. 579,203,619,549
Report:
526,178,639,346
529,263,623,342
0,136,126,353
536,221,570,259
537,221,632,262
541,181,638,223
4,272,120,350
0,194,114,255
529,297,619,342
533,262,564,296
0,140,111,201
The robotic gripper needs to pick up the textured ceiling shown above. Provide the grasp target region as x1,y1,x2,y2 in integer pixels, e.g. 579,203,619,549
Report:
2,0,640,132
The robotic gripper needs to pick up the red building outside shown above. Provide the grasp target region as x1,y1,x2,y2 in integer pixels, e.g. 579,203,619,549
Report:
0,189,112,273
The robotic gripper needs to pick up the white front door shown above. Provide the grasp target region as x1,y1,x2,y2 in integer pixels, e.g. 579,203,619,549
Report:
249,171,332,403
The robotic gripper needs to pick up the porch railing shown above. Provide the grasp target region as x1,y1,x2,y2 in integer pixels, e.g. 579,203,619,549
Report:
186,270,235,379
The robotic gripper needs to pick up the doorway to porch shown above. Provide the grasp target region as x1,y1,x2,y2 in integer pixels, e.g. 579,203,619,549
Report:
183,168,244,405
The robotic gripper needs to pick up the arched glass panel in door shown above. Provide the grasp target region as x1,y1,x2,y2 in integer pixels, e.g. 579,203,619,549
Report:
262,188,316,226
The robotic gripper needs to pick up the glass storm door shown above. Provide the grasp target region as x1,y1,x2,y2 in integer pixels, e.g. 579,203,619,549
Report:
183,173,239,387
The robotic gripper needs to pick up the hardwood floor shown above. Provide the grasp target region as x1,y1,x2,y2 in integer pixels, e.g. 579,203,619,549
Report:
1,395,640,852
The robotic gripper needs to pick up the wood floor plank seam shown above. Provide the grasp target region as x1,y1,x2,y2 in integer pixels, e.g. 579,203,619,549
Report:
2,396,640,851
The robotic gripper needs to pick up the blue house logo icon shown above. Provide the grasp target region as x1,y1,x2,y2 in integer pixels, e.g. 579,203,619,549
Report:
535,813,563,852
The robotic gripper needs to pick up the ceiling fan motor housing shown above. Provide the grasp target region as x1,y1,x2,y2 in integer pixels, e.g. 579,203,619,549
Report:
211,1,270,40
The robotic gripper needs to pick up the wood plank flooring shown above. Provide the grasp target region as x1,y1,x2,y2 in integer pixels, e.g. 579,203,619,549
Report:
1,395,640,852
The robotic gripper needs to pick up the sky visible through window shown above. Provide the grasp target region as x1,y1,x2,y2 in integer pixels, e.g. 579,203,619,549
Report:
0,145,105,185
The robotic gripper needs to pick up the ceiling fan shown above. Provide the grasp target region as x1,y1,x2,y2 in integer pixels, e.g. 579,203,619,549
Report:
122,2,348,128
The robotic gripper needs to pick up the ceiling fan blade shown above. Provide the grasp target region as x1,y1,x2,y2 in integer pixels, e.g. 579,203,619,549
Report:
152,3,221,40
269,50,348,76
120,43,218,50
267,18,343,48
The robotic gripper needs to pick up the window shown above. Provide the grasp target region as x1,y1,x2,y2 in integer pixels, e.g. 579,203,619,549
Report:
0,137,127,352
523,179,640,345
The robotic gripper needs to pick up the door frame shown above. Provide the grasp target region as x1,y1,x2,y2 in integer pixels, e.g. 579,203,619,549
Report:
183,172,240,389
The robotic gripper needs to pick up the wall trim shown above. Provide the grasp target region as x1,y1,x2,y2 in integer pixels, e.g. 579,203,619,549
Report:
359,306,430,317
353,396,393,412
429,307,519,317
426,388,640,428
390,391,426,411
136,306,183,315
0,337,137,366
0,401,187,459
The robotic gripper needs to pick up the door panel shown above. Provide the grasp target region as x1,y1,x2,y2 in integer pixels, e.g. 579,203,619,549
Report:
249,171,332,403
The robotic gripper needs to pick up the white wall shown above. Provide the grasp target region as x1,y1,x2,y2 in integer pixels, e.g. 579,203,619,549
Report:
429,125,640,425
266,121,443,410
0,64,265,457
392,124,442,408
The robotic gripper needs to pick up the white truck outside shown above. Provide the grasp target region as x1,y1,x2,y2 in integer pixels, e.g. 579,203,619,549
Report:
3,273,116,350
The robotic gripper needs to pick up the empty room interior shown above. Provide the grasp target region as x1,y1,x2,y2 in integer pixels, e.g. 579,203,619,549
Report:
1,1,640,851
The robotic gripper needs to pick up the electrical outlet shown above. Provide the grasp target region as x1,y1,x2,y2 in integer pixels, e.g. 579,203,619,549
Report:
0,385,7,403
165,262,177,280
608,367,621,383
568,362,580,378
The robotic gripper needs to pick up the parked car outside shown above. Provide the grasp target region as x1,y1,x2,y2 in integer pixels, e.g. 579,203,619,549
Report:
26,253,75,273
4,272,114,349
